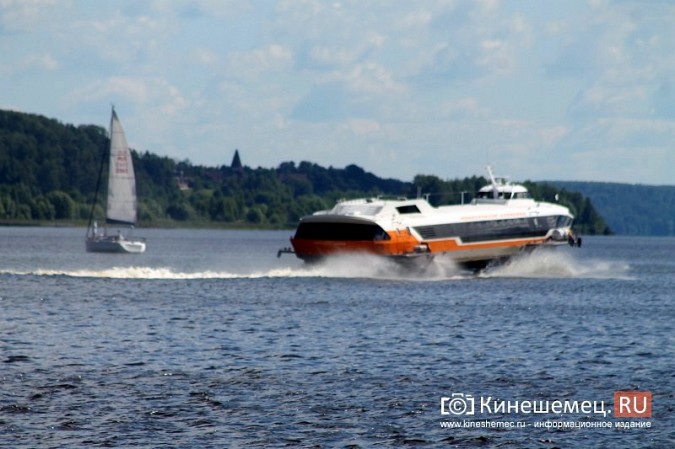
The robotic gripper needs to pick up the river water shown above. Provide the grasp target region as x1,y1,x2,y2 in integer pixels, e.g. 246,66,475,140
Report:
0,227,672,448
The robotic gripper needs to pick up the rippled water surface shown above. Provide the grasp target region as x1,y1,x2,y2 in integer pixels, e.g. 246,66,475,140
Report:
1,228,673,448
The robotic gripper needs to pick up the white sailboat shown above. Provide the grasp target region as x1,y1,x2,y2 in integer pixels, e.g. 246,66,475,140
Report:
86,108,146,253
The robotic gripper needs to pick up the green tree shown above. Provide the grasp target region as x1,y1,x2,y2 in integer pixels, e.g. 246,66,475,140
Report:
32,196,55,220
46,191,75,219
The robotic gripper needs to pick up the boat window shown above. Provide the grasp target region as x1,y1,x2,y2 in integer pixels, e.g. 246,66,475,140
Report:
334,204,383,216
556,216,572,227
396,205,420,214
295,222,391,241
414,215,560,242
477,191,506,199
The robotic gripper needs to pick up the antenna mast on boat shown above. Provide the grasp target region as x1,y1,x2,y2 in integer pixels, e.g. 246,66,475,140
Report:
487,165,499,199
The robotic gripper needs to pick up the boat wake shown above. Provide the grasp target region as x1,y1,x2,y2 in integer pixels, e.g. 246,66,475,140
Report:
299,250,632,280
480,249,632,280
0,256,461,281
3,266,300,280
299,254,468,281
1,250,630,280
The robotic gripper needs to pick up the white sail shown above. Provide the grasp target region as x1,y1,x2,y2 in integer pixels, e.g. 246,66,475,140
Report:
105,110,137,225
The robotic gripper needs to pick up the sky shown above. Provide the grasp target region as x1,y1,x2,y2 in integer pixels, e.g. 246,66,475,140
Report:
1,0,674,185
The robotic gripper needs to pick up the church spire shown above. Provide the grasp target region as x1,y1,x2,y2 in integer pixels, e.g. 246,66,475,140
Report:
231,149,242,169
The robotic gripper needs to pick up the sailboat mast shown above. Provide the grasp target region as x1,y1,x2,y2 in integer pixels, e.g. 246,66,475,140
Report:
86,108,113,237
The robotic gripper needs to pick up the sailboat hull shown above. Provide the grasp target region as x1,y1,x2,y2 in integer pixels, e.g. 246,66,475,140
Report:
86,236,146,254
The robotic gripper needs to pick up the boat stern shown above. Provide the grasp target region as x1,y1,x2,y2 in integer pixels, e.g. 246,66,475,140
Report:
289,217,422,261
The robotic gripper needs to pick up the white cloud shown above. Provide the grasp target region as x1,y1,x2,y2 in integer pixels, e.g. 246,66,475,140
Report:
161,0,251,18
191,48,219,66
341,62,406,94
228,44,293,78
309,46,355,67
69,77,187,117
72,78,150,103
397,10,433,30
570,84,649,117
439,97,488,119
344,118,381,136
0,0,61,31
540,126,568,146
1,0,674,184
1,53,58,75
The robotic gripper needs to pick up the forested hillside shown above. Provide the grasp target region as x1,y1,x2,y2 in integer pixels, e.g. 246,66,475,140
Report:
0,109,610,234
549,181,675,236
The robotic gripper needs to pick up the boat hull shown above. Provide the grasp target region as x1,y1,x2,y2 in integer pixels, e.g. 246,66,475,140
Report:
284,174,577,269
86,236,146,254
291,233,565,265
290,227,421,258
289,213,574,268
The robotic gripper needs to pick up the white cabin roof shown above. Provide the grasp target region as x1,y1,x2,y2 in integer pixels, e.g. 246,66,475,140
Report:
301,167,573,235
478,183,528,194
475,177,532,202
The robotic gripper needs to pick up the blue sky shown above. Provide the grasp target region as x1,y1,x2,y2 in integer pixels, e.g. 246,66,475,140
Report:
1,0,674,185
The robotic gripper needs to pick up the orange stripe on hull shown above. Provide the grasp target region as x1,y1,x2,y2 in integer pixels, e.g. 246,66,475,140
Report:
426,236,548,253
292,230,550,260
291,229,420,257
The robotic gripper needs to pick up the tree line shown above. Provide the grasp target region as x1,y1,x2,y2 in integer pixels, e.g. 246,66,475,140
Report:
0,109,610,235
550,181,674,236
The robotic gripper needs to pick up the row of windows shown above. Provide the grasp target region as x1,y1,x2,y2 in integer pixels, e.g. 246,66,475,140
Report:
415,215,568,242
294,222,390,241
476,191,532,200
293,215,572,243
